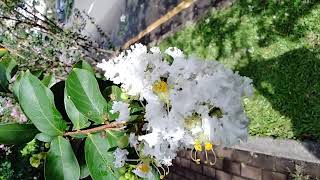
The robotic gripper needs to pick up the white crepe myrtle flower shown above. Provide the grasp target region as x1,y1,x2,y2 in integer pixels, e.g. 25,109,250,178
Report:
98,44,254,167
129,133,139,148
110,101,130,122
132,163,153,178
113,148,129,168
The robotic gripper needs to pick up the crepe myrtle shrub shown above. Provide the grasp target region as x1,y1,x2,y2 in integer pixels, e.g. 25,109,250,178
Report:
0,44,253,180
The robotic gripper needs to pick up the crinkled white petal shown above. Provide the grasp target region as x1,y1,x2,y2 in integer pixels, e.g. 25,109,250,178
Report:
113,148,129,168
110,101,130,122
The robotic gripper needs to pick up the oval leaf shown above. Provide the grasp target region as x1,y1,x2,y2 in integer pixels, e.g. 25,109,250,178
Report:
73,60,94,74
66,68,107,124
42,73,56,88
0,123,39,144
12,71,24,100
35,133,53,143
64,88,90,130
45,136,80,180
85,133,120,180
19,72,67,136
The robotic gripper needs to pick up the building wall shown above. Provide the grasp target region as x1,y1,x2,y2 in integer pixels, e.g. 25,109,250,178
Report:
167,147,320,180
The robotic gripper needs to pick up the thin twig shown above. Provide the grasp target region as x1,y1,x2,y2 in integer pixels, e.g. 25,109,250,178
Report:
64,122,125,136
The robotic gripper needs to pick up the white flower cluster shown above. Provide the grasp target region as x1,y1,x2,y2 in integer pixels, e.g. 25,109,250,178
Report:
97,44,253,167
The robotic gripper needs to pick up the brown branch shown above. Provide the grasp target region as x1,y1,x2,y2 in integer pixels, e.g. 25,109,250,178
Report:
64,122,126,136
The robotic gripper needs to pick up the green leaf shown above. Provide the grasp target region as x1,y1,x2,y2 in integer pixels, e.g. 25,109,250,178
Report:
80,163,90,179
0,62,9,91
64,88,90,130
0,123,39,144
19,72,67,136
0,48,8,58
73,60,94,74
12,71,24,100
31,70,43,78
2,56,17,81
45,136,80,180
106,130,125,149
42,73,56,88
0,56,16,92
104,86,123,101
149,167,160,180
85,133,121,180
66,68,108,124
35,133,53,143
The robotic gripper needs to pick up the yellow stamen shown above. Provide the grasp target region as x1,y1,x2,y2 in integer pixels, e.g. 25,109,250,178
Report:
194,140,202,152
205,142,213,151
152,81,168,94
138,163,150,173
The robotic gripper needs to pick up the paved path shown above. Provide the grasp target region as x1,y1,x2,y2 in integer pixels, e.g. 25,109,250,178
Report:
71,0,181,47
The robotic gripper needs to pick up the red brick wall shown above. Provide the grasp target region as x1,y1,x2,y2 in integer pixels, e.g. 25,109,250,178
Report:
166,148,320,180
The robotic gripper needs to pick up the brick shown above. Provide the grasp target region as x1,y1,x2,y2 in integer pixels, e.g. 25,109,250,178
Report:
216,170,232,180
197,174,210,180
250,154,276,170
232,150,253,163
181,158,191,168
224,160,241,175
169,173,185,180
178,150,187,158
190,161,203,173
275,158,295,173
262,170,287,180
172,157,181,166
203,165,216,178
299,161,320,178
241,163,262,180
183,169,196,180
213,157,224,169
232,176,248,180
172,166,185,177
215,147,234,159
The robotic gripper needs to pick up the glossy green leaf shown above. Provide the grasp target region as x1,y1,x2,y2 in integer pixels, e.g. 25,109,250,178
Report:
12,71,24,100
42,73,56,88
0,123,39,145
35,133,53,143
73,60,94,74
149,167,160,180
85,133,120,180
0,48,8,58
45,136,80,180
0,62,9,91
66,68,108,124
0,56,15,92
64,88,90,130
19,72,67,136
2,56,17,81
31,70,43,78
80,163,90,179
104,85,123,101
106,130,125,149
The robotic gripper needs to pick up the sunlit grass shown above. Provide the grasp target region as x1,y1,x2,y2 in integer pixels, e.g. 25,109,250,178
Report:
159,0,320,141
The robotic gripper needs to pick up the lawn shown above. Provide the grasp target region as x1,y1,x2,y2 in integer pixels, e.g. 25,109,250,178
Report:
159,0,320,141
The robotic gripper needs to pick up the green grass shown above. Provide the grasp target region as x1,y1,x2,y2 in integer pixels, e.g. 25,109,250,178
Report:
159,0,320,141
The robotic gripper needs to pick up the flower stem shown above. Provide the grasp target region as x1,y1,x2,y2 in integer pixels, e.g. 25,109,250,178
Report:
64,122,125,136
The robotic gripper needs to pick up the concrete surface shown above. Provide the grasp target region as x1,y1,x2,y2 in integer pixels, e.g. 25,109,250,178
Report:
235,137,320,164
70,0,181,47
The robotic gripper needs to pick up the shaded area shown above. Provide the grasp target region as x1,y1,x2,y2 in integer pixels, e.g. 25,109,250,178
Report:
238,48,320,141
